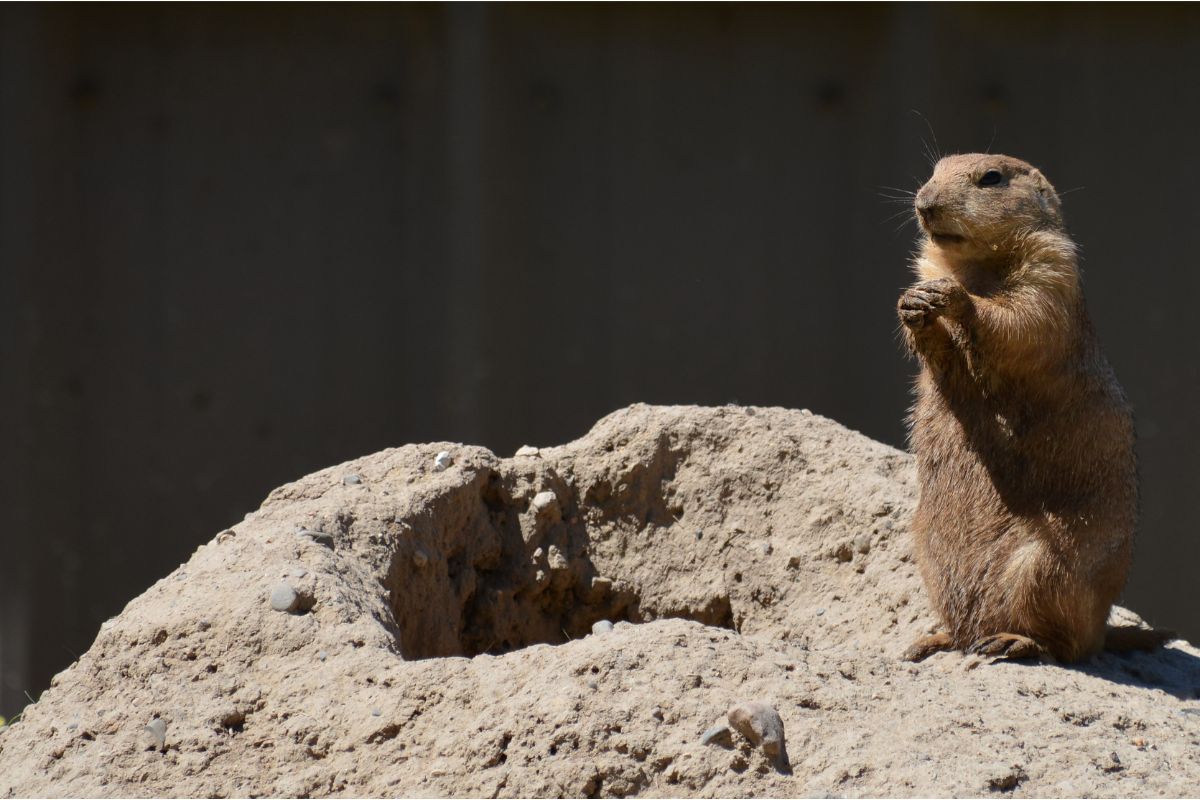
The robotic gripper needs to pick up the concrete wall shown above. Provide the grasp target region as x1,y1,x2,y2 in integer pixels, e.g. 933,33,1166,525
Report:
4,3,1199,716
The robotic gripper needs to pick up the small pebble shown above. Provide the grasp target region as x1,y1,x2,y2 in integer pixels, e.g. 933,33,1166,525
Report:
815,607,826,616
144,718,167,751
586,680,598,690
695,530,703,541
318,650,328,662
801,408,813,416
66,721,78,731
547,545,569,572
433,451,453,472
515,445,540,457
296,528,334,548
985,764,1027,792
592,620,615,636
531,491,558,514
728,701,789,772
700,723,733,747
343,474,362,486
854,532,872,555
412,548,429,568
761,542,773,556
371,708,382,717
270,583,300,613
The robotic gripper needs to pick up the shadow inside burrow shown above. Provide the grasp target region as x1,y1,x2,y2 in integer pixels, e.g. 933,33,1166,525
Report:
380,447,738,661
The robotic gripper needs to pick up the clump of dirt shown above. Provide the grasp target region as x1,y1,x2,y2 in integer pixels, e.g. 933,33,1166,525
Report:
1,404,1197,797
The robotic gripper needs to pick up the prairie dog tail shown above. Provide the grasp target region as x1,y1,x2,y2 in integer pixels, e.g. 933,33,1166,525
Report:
1105,625,1175,653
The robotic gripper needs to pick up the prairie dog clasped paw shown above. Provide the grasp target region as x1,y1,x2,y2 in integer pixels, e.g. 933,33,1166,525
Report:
897,277,968,329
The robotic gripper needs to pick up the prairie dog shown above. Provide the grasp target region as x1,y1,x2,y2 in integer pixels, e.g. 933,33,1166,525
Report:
897,153,1159,662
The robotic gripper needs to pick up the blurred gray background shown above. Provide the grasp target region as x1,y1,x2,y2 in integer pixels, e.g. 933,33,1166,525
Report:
3,3,1198,718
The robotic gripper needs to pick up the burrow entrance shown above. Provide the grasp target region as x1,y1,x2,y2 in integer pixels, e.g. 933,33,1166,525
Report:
382,457,735,660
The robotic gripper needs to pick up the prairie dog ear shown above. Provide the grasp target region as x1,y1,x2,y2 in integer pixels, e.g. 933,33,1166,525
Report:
1030,168,1063,224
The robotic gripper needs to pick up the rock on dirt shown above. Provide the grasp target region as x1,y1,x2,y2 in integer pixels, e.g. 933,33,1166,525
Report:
1,404,1198,797
727,700,789,772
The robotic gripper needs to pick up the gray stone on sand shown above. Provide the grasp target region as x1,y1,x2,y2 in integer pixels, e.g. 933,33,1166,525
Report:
144,717,167,751
591,620,614,636
270,583,299,613
296,528,334,548
700,723,733,748
728,700,789,772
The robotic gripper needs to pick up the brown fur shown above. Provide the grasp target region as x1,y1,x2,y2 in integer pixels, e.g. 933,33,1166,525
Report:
897,153,1140,663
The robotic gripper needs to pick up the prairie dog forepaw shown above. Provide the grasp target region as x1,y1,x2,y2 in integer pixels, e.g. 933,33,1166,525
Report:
897,278,969,329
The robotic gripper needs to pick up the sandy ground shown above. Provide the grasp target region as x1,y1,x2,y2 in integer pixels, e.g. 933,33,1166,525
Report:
1,404,1197,797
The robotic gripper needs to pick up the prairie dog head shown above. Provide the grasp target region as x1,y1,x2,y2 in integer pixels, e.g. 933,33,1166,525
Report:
914,154,1064,261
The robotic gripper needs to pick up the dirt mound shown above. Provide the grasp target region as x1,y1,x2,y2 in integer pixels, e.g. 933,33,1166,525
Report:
2,404,1198,797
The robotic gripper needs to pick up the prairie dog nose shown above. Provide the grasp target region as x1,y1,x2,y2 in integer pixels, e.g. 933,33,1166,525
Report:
915,187,941,221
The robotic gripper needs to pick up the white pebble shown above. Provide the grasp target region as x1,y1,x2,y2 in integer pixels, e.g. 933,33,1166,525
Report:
531,491,558,513
592,620,615,636
547,545,569,571
432,451,453,472
515,445,540,457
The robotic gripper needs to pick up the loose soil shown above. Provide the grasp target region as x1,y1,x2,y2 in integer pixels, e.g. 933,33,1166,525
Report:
2,405,1197,797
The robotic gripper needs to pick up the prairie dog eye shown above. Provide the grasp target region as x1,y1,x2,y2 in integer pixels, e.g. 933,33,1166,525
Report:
977,169,1004,187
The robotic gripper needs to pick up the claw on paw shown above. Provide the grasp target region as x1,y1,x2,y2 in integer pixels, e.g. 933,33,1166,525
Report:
903,632,954,662
967,632,1045,660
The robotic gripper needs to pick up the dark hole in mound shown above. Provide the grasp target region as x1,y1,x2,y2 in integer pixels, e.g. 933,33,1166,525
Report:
382,468,735,660
221,711,245,734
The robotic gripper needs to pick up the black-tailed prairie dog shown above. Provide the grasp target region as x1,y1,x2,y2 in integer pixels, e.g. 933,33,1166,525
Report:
896,153,1169,662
